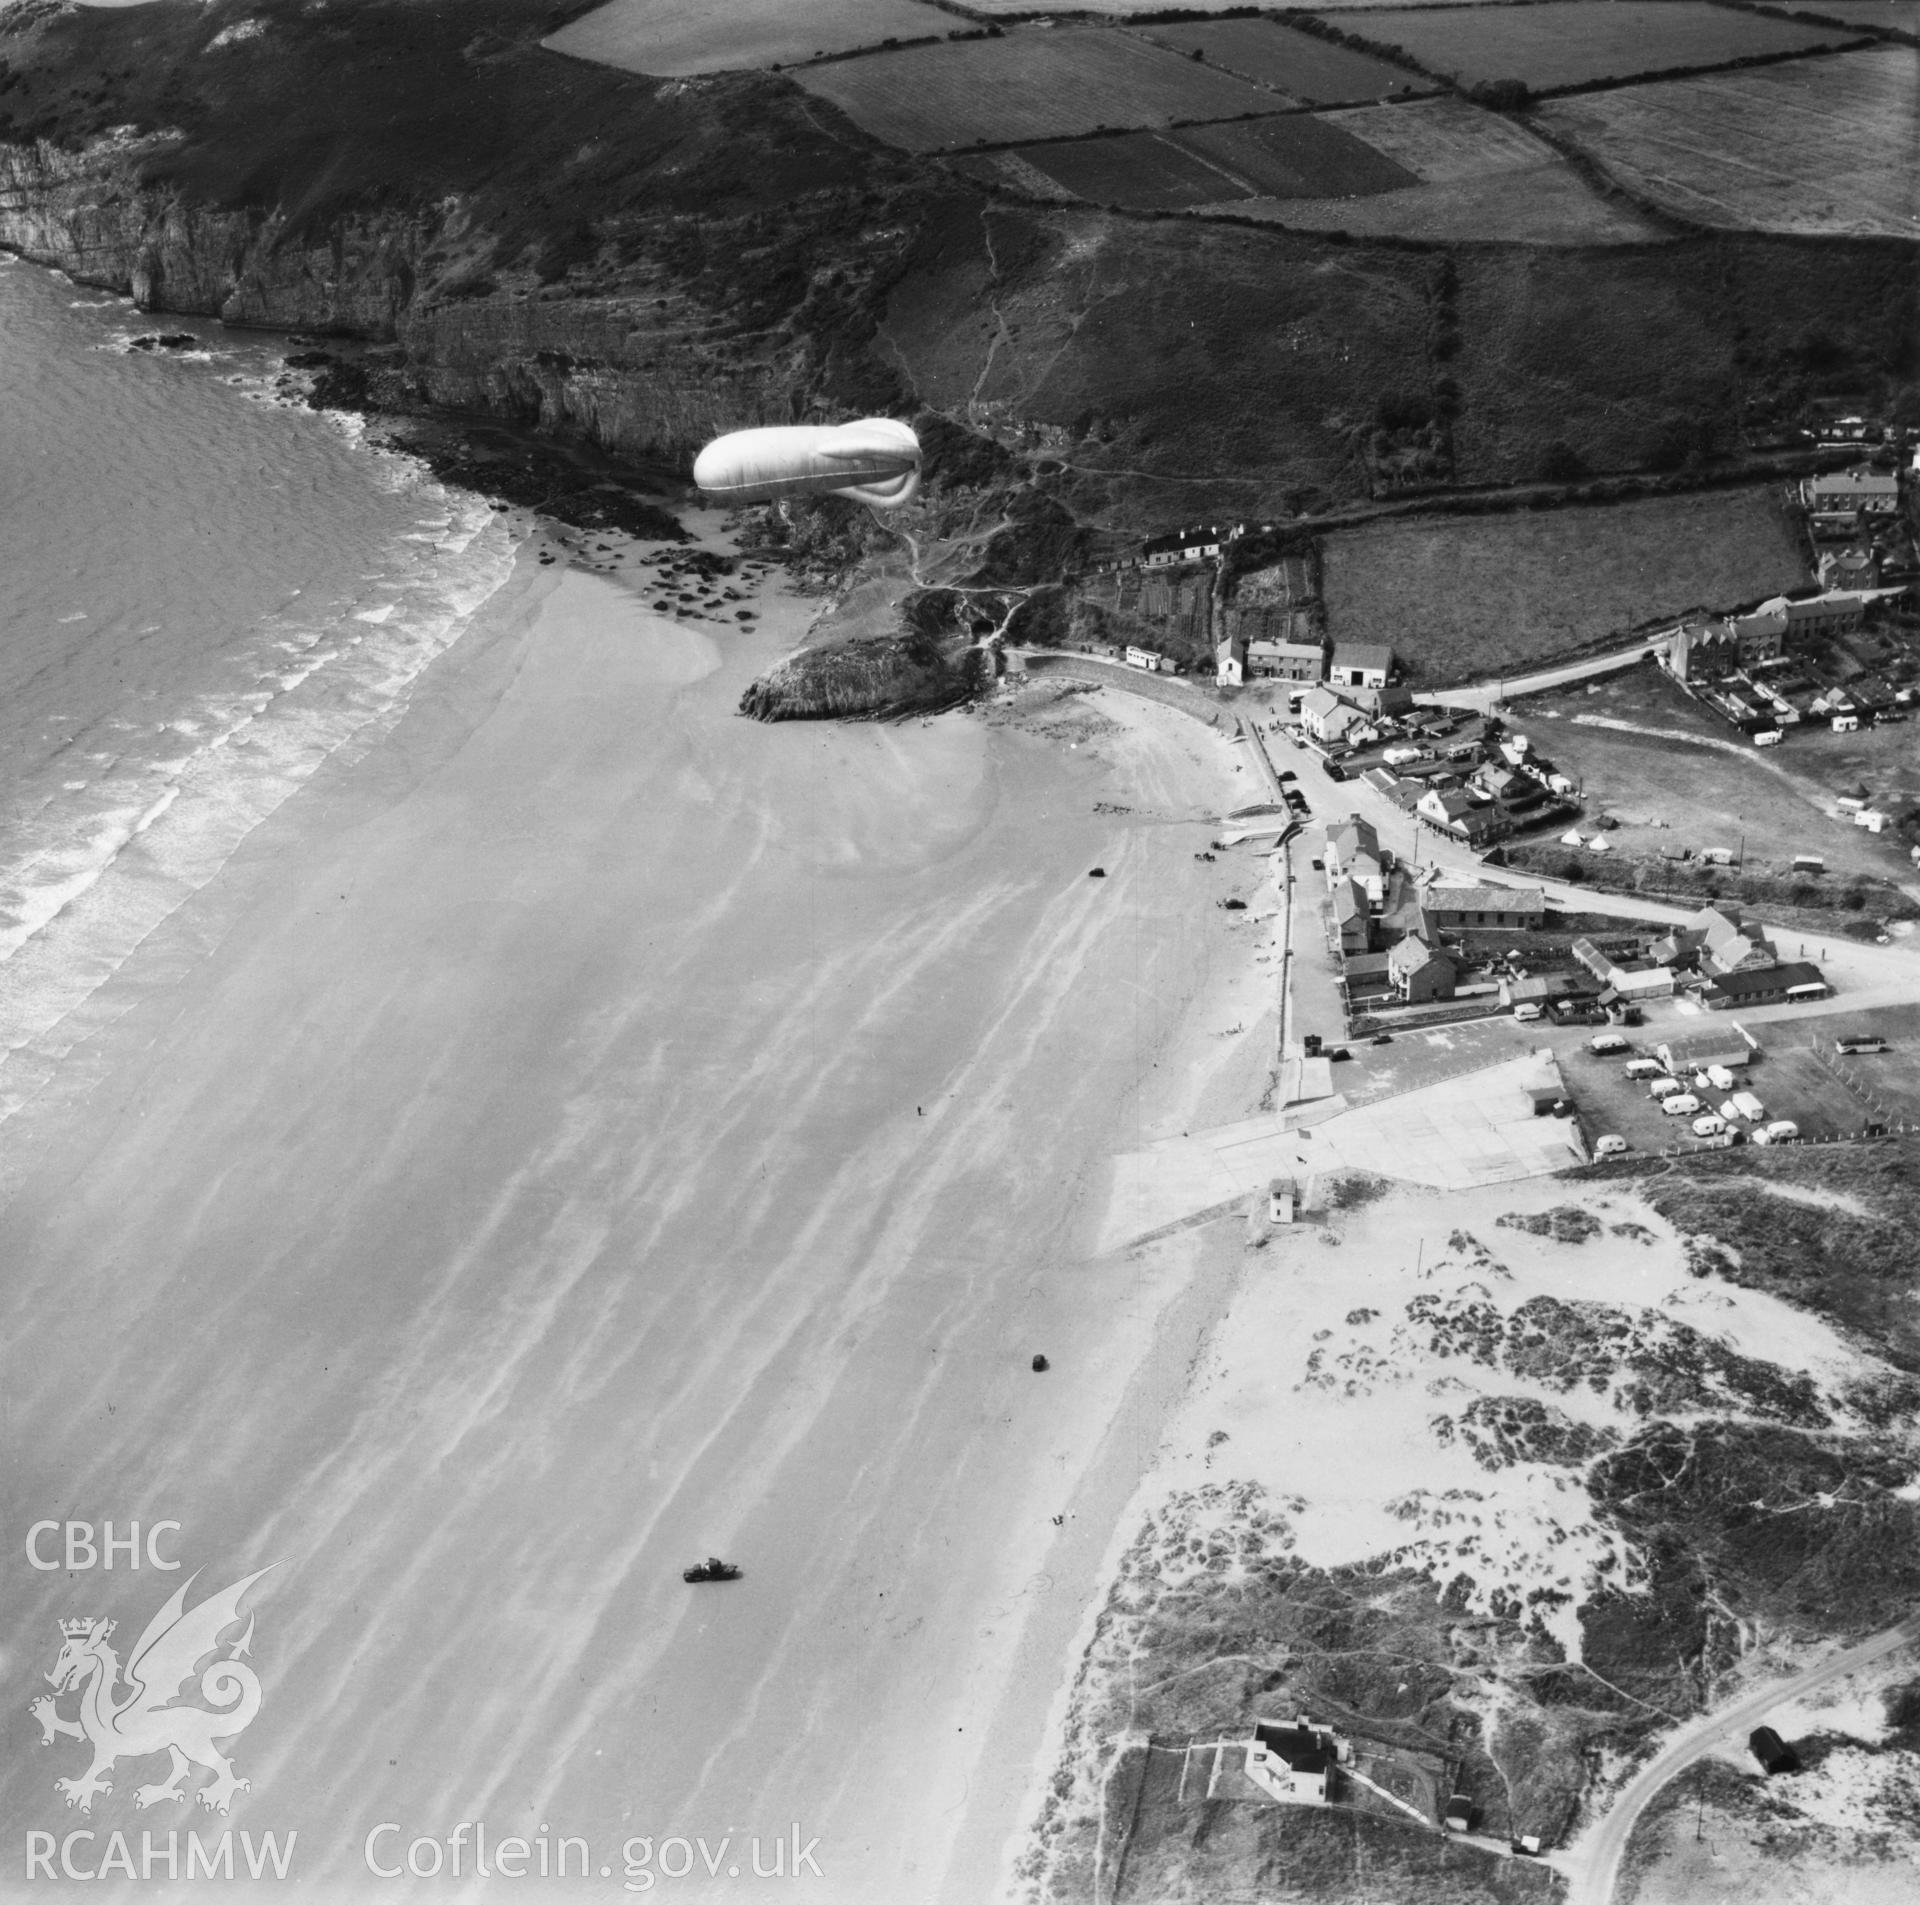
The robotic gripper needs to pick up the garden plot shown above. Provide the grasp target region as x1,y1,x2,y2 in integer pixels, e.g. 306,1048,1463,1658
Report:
1538,47,1920,237
1007,131,1253,210
793,27,1279,150
1348,1,1851,90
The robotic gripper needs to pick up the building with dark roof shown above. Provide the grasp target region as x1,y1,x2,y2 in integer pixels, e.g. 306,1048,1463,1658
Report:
1246,1720,1339,1804
1703,963,1829,1010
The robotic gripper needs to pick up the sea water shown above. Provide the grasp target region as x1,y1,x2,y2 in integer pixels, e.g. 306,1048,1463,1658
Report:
0,256,517,1095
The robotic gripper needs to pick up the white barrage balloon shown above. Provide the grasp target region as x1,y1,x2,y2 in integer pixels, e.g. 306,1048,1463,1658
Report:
693,418,922,510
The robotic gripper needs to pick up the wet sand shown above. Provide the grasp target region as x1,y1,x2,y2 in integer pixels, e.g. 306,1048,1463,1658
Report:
0,535,1272,1899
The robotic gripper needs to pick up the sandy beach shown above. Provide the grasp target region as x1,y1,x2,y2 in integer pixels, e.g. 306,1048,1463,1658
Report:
0,523,1278,1900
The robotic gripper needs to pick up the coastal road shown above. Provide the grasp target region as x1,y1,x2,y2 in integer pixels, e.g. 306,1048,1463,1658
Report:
1561,1618,1920,1905
1414,637,1673,714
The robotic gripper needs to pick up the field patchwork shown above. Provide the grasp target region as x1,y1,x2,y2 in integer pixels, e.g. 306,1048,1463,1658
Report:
543,0,957,76
1176,113,1419,198
792,27,1280,150
1196,95,1663,244
1126,17,1428,102
1340,1,1854,89
1538,47,1920,237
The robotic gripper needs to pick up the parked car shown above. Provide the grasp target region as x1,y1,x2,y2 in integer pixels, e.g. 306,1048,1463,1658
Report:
1648,1076,1683,1099
1513,1003,1544,1023
1692,1114,1728,1138
1370,1033,1393,1045
1594,1134,1629,1158
1588,1033,1630,1056
1662,1093,1703,1116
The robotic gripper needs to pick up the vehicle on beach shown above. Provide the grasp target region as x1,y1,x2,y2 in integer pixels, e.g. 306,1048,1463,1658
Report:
683,1558,742,1584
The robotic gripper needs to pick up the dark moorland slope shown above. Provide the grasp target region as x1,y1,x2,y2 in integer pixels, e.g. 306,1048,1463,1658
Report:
1,0,1915,712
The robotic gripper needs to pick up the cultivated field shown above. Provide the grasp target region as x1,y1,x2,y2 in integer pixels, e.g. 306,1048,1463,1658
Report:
1196,96,1662,243
1540,48,1920,237
1320,486,1808,686
1174,113,1417,198
1127,18,1426,102
543,0,955,75
1010,130,1253,210
793,27,1278,150
1760,0,1920,32
1346,2,1849,89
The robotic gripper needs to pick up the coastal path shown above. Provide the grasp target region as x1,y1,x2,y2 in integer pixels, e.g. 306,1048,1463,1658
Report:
1560,1617,1920,1905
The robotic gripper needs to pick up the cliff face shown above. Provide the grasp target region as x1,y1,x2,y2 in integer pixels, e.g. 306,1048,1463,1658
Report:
0,131,834,463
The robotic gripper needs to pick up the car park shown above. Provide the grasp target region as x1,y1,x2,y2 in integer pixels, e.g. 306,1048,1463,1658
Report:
1662,1093,1703,1116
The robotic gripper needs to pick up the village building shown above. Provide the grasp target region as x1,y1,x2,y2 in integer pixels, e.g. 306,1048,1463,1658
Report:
1415,786,1511,848
1657,1030,1757,1075
1141,523,1241,568
1388,934,1456,1004
1328,642,1394,691
1818,546,1881,592
1325,815,1388,908
1332,878,1372,955
1702,962,1829,1010
1300,687,1371,748
1800,467,1901,521
1215,633,1245,686
1419,883,1547,931
1246,1720,1342,1805
1247,638,1326,682
1572,935,1678,1000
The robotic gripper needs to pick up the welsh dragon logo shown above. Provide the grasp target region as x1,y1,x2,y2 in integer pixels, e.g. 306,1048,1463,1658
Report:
27,1567,272,1815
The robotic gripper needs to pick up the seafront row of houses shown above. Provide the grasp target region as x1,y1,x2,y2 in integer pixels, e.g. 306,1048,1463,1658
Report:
1322,816,1828,1029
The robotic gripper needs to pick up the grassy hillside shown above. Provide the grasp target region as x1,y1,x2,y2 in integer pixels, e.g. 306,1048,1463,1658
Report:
2,0,1915,537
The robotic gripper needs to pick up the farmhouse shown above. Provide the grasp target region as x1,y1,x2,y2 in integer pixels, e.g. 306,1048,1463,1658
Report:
1329,642,1394,691
1246,1719,1342,1805
1703,962,1830,1009
1420,883,1547,930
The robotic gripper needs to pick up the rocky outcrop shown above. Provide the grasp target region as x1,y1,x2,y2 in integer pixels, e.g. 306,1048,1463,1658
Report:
737,631,982,723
